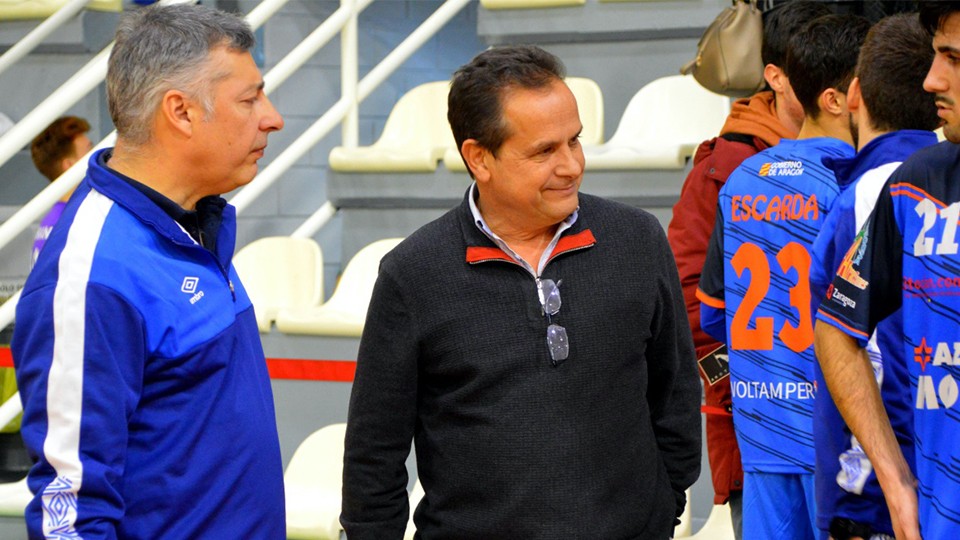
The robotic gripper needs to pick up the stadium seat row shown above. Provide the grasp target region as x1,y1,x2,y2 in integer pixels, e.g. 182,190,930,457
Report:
234,237,402,337
329,75,731,174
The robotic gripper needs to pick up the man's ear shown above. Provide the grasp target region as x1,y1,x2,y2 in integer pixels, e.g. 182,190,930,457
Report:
846,77,861,114
160,89,198,138
763,64,787,94
819,87,848,118
461,139,491,183
59,156,78,176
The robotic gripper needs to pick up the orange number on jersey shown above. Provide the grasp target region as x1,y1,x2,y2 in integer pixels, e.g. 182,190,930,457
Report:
777,242,813,352
729,241,813,352
731,243,773,350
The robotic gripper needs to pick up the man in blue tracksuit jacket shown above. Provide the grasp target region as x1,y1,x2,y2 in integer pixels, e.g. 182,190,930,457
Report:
11,4,285,538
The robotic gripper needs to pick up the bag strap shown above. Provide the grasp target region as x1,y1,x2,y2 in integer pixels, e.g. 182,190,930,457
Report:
719,132,759,149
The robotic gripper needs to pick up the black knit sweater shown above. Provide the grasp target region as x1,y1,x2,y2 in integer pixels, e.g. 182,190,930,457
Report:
341,192,702,539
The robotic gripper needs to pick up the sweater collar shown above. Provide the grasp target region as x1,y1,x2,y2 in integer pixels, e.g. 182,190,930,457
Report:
458,187,596,266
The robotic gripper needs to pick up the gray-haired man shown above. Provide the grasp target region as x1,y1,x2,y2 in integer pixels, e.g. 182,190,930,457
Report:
12,3,285,537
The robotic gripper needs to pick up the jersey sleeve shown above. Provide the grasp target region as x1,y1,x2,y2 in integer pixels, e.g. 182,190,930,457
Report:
697,200,728,344
810,202,843,300
13,283,146,539
816,183,903,341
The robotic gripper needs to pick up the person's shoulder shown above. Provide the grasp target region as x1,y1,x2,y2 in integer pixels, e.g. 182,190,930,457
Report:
898,140,960,175
578,193,661,231
694,136,762,180
724,144,778,185
884,141,960,207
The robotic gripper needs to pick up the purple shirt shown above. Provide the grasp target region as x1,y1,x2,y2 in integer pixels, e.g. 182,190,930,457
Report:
32,201,66,265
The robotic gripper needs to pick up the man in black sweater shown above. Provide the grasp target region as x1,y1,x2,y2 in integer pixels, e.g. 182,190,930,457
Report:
341,45,701,539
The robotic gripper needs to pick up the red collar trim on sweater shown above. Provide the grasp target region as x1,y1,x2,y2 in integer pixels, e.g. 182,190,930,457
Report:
465,229,596,264
465,246,514,264
551,229,596,258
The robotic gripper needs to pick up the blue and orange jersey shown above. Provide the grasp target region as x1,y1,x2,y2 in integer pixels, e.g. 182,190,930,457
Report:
809,130,935,536
817,141,960,538
698,137,853,473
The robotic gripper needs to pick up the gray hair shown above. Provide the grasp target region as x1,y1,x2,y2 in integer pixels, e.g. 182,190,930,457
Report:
107,3,255,146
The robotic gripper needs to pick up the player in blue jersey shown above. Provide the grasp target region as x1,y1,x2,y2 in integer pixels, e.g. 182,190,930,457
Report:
816,3,960,540
809,14,940,540
11,4,286,538
698,13,870,540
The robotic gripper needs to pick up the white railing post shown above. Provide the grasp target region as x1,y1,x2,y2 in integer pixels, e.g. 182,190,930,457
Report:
0,0,90,78
341,0,359,149
357,0,470,102
232,0,470,217
0,45,111,171
263,0,372,94
0,389,22,433
292,201,337,239
244,0,289,31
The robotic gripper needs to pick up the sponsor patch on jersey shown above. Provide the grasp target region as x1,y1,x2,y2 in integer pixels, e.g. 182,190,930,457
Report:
913,337,960,410
835,230,869,289
758,160,803,177
826,284,857,309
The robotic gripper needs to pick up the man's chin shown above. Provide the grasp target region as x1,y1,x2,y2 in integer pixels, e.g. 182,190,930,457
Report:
945,124,960,144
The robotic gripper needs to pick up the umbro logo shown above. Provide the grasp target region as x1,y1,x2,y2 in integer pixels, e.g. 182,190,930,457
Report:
181,277,205,304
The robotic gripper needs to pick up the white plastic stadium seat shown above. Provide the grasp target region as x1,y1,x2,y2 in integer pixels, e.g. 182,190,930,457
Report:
0,0,119,20
233,236,324,333
583,75,731,170
329,82,455,172
284,423,348,540
674,503,735,540
0,477,31,517
443,76,605,172
275,238,403,336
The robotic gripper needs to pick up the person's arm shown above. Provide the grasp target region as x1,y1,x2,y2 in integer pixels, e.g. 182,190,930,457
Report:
699,303,726,344
13,284,146,539
341,266,419,540
646,226,702,518
814,322,919,540
668,144,724,353
696,200,729,345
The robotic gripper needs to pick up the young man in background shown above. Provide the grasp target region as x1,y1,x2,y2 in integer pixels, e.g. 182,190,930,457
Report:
698,13,870,539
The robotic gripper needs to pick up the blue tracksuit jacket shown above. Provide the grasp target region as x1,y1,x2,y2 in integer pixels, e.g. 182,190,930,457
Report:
12,149,285,539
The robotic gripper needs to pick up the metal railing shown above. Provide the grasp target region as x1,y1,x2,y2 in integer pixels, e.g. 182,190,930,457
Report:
0,0,91,77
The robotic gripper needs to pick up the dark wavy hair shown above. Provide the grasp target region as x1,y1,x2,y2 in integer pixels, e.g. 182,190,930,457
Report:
447,45,565,177
858,14,939,133
785,14,870,119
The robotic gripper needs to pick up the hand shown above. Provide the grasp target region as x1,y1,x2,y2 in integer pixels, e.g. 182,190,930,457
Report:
885,476,921,540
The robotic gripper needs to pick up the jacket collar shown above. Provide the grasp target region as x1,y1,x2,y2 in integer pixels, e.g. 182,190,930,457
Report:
84,148,237,266
823,130,939,188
